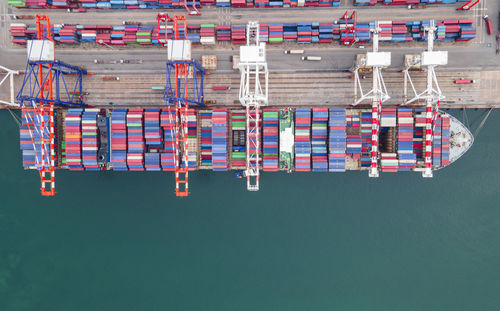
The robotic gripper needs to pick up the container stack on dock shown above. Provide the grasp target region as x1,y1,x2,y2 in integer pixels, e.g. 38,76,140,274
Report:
262,109,279,171
212,109,229,171
397,108,416,171
13,19,477,47
199,111,213,167
63,109,83,170
230,111,246,168
328,108,346,172
311,108,328,172
81,109,100,171
126,109,144,171
111,109,128,171
160,109,176,171
295,108,311,172
432,116,442,167
231,26,246,45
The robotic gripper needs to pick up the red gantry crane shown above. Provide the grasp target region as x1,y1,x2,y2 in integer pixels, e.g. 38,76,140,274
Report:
157,13,206,197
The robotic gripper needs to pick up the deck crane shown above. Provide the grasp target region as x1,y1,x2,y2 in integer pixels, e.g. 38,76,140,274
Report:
157,13,206,197
402,20,447,178
352,21,391,177
16,14,88,196
457,0,480,10
237,21,268,191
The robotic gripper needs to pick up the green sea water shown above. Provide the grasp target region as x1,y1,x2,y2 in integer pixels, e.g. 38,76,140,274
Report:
1,110,499,311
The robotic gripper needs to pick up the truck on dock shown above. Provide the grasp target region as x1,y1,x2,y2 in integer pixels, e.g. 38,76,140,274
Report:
284,50,305,54
408,4,427,9
102,76,120,81
301,56,322,61
454,79,475,84
212,86,231,91
484,15,493,35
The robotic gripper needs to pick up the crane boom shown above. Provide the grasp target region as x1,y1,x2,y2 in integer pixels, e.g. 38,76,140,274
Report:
238,21,268,191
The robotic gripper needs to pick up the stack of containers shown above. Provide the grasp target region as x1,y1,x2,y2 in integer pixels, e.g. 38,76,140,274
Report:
8,0,26,7
216,26,231,42
199,110,213,167
297,22,312,44
262,109,279,171
311,108,328,172
378,21,392,42
231,0,246,7
110,26,125,45
136,26,153,45
312,22,319,43
19,111,35,168
10,23,27,44
200,24,216,45
254,0,268,7
187,24,200,44
80,26,97,43
111,109,128,170
259,24,269,43
186,109,198,169
81,109,100,171
269,0,283,7
54,25,78,44
124,24,138,45
380,107,397,127
64,109,83,170
294,108,311,172
380,153,398,172
268,24,284,43
328,108,346,172
397,108,416,171
160,109,175,171
212,109,228,171
96,0,112,9
216,0,230,6
346,134,362,158
441,115,450,166
457,20,476,41
355,22,371,42
432,116,442,167
283,23,298,42
413,108,425,165
80,0,97,8
319,23,333,43
246,0,253,7
391,20,408,43
144,109,162,148
145,153,161,171
231,111,246,168
360,112,372,168
231,26,246,44
126,109,144,170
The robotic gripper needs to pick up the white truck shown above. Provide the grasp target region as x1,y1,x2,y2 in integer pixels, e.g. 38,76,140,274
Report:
284,49,305,54
301,56,322,61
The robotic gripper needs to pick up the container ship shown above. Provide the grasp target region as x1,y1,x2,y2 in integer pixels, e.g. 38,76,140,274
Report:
19,107,473,174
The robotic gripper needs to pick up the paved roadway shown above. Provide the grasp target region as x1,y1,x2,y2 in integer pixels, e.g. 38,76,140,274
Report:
1,0,499,107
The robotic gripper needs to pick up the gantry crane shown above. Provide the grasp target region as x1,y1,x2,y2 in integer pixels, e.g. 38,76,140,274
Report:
352,21,391,177
157,13,205,197
238,21,268,191
402,20,447,178
16,14,88,196
340,10,357,46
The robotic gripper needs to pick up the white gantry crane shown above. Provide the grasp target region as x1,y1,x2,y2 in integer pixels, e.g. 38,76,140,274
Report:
352,21,391,177
0,65,20,107
402,20,447,178
238,21,268,191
